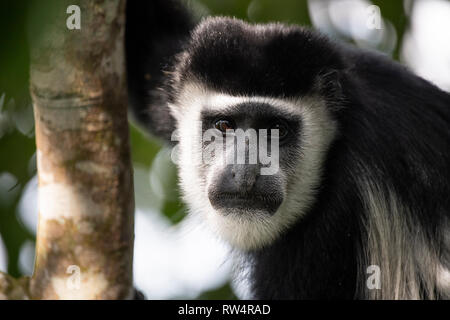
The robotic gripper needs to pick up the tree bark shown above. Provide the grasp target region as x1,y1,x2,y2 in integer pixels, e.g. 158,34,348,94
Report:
1,0,135,299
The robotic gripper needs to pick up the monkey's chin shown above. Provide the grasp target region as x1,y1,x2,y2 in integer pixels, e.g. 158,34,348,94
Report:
205,206,285,251
216,207,273,217
215,206,277,217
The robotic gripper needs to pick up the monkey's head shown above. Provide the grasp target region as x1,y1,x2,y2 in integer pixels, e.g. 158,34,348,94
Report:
164,18,344,250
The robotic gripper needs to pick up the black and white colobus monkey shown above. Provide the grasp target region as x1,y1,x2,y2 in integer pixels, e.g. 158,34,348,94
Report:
126,0,450,299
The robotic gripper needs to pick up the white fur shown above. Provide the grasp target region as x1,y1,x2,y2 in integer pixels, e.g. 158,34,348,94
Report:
169,83,337,250
357,178,448,299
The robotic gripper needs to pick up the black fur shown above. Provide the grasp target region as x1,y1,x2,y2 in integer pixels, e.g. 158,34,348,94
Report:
178,18,344,97
126,0,194,140
126,1,450,299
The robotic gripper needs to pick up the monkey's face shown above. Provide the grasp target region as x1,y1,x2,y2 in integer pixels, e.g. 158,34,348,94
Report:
202,101,301,217
170,84,337,250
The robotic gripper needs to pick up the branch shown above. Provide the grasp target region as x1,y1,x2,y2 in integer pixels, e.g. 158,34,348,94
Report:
0,273,30,300
0,0,134,300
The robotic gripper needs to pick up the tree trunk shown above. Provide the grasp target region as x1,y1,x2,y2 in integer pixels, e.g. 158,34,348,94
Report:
0,0,135,299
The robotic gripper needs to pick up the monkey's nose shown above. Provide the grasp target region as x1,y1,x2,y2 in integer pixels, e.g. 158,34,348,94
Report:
230,164,259,193
207,163,283,215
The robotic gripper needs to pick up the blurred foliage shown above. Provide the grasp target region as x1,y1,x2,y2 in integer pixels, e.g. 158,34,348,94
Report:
0,0,35,278
197,282,237,300
0,0,410,298
372,0,409,59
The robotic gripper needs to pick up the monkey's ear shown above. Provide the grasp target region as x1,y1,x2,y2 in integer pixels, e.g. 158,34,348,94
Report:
125,0,195,142
128,89,176,143
317,69,345,111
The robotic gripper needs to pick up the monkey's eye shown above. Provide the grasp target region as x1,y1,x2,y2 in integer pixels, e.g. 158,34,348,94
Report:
214,119,235,133
270,121,290,139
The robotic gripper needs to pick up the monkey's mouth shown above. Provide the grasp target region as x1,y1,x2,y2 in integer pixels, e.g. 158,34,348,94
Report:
208,192,283,215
